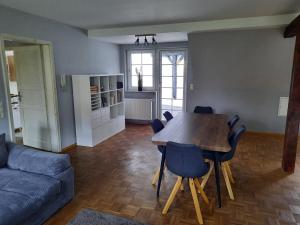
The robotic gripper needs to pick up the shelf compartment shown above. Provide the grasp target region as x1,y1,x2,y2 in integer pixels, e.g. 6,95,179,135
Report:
90,77,100,94
100,76,109,92
110,91,117,105
117,75,124,89
118,102,125,116
110,104,118,119
117,90,123,103
109,76,117,90
101,92,110,108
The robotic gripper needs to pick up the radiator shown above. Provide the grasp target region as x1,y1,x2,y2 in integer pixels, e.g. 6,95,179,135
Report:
125,98,153,121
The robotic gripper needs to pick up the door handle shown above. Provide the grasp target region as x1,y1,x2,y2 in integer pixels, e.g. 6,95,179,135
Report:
18,92,22,103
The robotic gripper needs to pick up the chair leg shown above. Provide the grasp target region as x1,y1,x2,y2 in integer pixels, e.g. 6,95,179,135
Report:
151,167,160,185
200,161,214,189
194,179,209,205
225,161,235,184
180,182,185,191
162,176,183,214
189,178,204,225
221,163,234,200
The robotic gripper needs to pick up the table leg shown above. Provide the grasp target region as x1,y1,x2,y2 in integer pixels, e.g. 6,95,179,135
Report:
157,148,166,198
214,152,222,208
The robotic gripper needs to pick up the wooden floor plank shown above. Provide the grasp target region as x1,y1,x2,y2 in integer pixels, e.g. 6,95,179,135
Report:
45,124,300,225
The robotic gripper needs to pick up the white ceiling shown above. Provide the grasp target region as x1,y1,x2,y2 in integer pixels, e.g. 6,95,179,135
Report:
0,0,299,29
0,0,299,44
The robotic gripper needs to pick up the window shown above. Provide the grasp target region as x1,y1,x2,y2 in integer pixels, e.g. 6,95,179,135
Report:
160,51,185,119
127,51,154,90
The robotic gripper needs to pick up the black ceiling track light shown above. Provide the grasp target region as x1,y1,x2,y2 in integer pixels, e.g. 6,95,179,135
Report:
134,34,157,46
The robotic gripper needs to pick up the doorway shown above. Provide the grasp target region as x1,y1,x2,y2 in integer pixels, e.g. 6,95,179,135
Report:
0,36,61,152
5,49,23,144
159,50,187,119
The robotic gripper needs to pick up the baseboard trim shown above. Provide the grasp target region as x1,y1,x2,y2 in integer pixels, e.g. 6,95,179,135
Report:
245,130,284,137
125,119,151,125
62,144,77,153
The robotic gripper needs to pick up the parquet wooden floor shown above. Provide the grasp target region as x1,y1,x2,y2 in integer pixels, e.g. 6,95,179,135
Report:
45,124,300,225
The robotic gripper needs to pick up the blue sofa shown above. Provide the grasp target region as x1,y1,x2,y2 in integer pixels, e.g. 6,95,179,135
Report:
0,142,74,225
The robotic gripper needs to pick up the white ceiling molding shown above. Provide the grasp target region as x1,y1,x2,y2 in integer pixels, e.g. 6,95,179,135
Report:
88,13,299,38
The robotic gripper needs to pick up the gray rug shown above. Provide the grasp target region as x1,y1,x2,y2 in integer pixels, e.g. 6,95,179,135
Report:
68,209,147,225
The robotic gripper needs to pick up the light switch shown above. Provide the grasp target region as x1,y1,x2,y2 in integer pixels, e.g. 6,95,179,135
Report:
278,97,289,117
0,100,4,119
189,83,194,91
60,74,67,89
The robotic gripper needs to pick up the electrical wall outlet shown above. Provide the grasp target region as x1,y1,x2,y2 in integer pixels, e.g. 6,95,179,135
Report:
0,100,4,119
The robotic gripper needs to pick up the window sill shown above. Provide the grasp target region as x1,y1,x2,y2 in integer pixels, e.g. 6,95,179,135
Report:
125,90,158,93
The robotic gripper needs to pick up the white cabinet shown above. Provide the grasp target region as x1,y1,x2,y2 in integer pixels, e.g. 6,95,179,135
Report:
72,74,125,147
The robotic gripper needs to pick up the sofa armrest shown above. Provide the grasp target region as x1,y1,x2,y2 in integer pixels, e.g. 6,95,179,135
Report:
6,142,71,177
54,167,75,202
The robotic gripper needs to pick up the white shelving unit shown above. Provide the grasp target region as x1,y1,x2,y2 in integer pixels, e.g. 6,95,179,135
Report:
72,74,125,147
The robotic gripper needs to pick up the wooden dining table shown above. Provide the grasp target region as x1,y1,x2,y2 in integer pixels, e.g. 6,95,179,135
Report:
152,112,231,208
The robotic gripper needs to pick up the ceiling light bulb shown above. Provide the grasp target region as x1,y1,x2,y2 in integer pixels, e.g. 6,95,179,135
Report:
152,36,157,45
144,36,149,46
135,37,140,46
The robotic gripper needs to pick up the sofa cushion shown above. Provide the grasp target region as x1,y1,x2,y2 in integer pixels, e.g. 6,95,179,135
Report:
0,190,41,225
0,134,8,168
7,143,71,176
0,168,61,204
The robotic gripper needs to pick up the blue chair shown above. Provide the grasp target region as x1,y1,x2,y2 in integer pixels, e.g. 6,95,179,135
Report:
162,142,210,224
194,106,214,114
150,119,165,186
163,111,173,122
202,125,246,200
228,115,240,130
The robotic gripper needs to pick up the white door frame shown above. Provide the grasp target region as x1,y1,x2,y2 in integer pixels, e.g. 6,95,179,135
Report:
0,33,62,152
158,48,188,119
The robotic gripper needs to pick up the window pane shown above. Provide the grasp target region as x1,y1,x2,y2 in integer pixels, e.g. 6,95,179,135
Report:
177,56,184,65
162,88,172,98
131,53,141,64
131,76,138,87
162,55,172,64
177,65,184,76
177,77,184,88
173,99,183,108
142,53,153,64
143,76,153,87
162,105,172,110
162,77,172,88
162,65,173,76
142,65,153,76
162,99,172,107
176,88,183,99
132,65,142,75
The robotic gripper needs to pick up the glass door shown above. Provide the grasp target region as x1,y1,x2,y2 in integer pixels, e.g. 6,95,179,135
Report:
160,50,186,120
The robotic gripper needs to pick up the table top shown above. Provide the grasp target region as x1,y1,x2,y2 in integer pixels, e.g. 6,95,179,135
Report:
152,112,231,152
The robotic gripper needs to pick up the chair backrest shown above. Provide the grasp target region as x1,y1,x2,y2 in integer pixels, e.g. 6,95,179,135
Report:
150,119,164,134
165,142,209,178
222,125,246,161
228,114,240,130
194,106,214,114
163,111,173,122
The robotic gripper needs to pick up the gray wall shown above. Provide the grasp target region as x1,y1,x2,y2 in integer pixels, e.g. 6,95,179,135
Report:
0,5,120,147
188,29,295,133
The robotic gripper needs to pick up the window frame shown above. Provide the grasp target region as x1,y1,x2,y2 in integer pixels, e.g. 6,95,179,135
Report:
126,50,155,91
